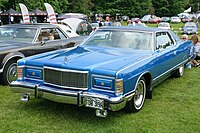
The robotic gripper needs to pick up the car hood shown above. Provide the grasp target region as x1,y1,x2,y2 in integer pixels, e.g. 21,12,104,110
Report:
24,46,152,72
0,40,30,52
183,27,198,30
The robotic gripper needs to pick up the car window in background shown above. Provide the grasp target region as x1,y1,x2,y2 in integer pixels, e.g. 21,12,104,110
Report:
55,28,67,39
0,27,37,42
184,22,197,27
83,30,153,51
37,28,67,42
156,32,174,49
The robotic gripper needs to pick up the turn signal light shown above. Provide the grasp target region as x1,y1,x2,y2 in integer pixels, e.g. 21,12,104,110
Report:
17,67,23,79
115,79,123,95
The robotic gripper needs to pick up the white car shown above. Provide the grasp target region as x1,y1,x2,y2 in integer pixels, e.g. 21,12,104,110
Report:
158,22,171,30
61,18,92,36
170,17,181,23
55,24,79,38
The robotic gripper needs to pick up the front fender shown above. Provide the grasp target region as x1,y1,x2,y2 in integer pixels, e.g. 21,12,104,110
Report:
0,52,24,73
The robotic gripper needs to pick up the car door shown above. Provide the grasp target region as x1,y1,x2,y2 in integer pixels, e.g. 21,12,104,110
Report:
34,27,69,54
153,31,178,81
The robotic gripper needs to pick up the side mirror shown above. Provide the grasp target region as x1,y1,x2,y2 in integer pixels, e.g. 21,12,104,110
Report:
61,42,75,48
41,41,46,45
67,42,75,48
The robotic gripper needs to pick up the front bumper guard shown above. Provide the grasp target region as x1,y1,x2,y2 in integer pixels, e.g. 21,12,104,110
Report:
11,81,134,115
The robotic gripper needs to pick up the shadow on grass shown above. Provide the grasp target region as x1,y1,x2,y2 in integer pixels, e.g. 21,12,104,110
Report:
15,98,127,122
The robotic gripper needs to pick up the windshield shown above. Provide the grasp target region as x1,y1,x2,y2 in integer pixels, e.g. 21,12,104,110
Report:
185,23,196,28
91,23,99,27
159,23,169,27
0,27,37,42
83,30,153,51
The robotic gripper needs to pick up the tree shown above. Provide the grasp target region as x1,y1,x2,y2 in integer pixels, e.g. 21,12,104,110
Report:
68,0,93,15
0,0,8,11
189,0,200,12
152,0,190,17
92,0,153,18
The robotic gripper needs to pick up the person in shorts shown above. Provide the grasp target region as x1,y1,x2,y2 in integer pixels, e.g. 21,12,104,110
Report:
191,34,200,67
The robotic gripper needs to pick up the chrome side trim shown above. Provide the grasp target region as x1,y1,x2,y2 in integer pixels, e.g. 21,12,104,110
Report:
153,59,188,82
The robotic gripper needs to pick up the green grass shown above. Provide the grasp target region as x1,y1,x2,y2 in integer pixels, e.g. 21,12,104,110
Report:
1,68,200,132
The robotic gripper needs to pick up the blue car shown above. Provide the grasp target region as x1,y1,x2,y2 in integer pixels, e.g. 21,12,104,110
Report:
182,22,198,34
11,26,193,117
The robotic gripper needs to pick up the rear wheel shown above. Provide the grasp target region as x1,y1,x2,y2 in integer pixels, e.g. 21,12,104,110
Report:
1,60,18,85
174,65,184,78
125,77,146,113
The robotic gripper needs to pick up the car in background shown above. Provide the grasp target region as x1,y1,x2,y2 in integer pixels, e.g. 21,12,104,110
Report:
141,15,152,23
181,17,193,23
11,26,193,117
61,18,93,36
182,22,198,34
161,17,171,23
131,18,140,23
55,24,79,37
90,22,100,30
157,22,171,30
170,16,181,23
0,24,85,85
121,15,129,21
149,17,161,23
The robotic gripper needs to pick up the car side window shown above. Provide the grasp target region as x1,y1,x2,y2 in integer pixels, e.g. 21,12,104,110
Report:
55,28,67,39
37,28,67,42
156,32,174,49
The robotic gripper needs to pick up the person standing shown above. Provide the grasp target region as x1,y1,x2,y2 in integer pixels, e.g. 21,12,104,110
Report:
191,34,200,67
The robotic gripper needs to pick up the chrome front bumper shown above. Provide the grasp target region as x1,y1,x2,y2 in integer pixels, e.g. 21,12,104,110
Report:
10,81,131,112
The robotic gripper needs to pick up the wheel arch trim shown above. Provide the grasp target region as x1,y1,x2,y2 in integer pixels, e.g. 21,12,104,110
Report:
0,52,24,73
124,71,152,97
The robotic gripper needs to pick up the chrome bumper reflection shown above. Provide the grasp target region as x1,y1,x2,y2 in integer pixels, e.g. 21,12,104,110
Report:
10,81,131,111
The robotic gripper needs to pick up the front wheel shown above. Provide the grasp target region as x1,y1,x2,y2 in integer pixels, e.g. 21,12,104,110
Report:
1,60,18,85
125,77,146,113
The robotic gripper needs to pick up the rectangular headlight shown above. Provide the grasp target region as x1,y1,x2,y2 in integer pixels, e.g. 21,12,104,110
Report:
93,77,113,89
115,79,123,95
26,68,42,79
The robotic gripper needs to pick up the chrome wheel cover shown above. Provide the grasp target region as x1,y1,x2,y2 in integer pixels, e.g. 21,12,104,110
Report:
179,66,184,76
6,62,17,84
134,79,146,110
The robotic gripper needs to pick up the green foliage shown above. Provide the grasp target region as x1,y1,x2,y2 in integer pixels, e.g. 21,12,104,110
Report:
152,0,190,17
67,0,93,15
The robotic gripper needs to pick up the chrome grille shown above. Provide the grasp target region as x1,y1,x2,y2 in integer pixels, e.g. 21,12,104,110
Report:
43,67,88,90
